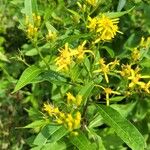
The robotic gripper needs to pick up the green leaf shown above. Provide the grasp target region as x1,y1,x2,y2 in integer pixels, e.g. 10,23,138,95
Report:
88,113,103,128
78,81,94,101
45,21,58,32
0,52,9,62
117,0,126,11
101,46,115,58
70,131,96,150
33,125,61,146
48,126,68,143
24,0,33,24
86,128,106,150
104,7,135,18
41,141,66,150
12,65,42,93
111,102,136,118
96,104,146,150
67,9,81,21
32,0,38,13
25,44,50,56
23,120,49,129
31,70,70,85
109,96,126,102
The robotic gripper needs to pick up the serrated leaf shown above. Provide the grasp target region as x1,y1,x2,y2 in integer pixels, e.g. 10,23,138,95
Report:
96,104,146,150
12,65,42,93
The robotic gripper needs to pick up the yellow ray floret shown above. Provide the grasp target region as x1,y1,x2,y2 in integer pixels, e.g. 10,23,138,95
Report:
55,43,74,71
96,15,122,42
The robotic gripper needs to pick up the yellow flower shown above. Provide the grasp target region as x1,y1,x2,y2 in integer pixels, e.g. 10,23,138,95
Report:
74,111,81,129
87,16,98,31
46,30,57,41
76,95,82,106
94,58,119,83
66,92,83,106
86,0,97,6
97,85,120,106
43,103,60,116
140,81,150,93
25,14,41,39
119,64,133,77
32,13,41,27
74,41,95,60
55,43,73,71
140,36,150,49
128,70,150,88
43,103,81,132
65,112,81,131
66,92,76,104
26,24,38,38
131,48,140,62
96,15,122,42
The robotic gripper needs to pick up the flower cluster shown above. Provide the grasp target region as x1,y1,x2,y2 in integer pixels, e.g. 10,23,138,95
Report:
46,30,57,41
140,36,150,49
55,41,94,71
94,58,119,83
87,15,122,42
120,64,150,93
43,103,81,133
66,92,82,106
97,85,121,106
25,13,41,39
86,0,97,6
55,43,73,71
95,54,150,105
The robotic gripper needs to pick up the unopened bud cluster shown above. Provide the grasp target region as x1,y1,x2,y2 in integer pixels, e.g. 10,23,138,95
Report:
25,13,41,39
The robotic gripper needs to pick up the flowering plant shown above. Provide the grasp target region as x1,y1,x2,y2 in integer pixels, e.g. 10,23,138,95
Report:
11,0,150,149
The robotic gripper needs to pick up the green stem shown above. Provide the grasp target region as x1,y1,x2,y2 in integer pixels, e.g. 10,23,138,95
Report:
33,42,50,70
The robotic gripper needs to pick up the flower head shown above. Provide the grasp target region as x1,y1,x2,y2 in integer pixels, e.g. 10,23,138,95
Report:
87,15,122,43
55,43,73,71
87,16,98,31
94,58,119,83
86,0,97,7
96,15,122,42
128,69,150,88
66,92,83,106
131,48,140,62
43,103,60,116
46,30,57,41
96,85,120,106
74,41,95,60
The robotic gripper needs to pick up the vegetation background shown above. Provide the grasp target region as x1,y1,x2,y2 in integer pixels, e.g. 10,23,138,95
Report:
0,0,150,150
